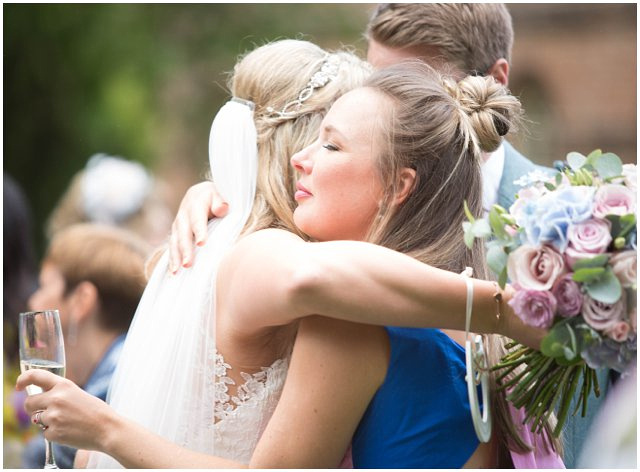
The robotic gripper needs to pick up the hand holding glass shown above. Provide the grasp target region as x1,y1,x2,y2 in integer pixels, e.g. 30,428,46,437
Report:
19,310,66,469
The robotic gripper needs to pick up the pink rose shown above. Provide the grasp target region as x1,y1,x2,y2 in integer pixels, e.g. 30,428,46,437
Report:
507,245,566,290
604,321,631,342
609,250,637,288
565,218,612,268
551,274,583,317
508,289,557,329
592,184,636,218
582,294,626,332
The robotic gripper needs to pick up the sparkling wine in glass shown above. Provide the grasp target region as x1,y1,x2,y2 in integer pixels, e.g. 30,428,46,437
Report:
19,310,66,469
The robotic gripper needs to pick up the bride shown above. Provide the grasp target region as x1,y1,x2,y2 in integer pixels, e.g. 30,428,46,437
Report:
18,41,550,468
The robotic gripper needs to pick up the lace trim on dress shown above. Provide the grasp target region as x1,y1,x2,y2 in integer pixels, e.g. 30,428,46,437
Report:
213,351,288,422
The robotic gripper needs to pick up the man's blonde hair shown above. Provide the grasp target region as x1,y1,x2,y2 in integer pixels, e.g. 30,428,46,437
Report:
367,3,513,76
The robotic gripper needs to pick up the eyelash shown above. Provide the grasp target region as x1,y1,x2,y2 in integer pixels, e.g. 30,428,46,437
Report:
322,143,338,152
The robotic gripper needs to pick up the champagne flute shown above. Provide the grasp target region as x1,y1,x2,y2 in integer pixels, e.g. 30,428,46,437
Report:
19,310,66,469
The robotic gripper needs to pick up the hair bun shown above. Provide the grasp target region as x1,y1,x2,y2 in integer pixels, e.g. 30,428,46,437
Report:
453,75,522,153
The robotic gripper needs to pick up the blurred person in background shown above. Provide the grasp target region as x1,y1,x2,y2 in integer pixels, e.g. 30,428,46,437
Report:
3,172,39,468
21,223,151,469
47,153,173,248
577,364,637,468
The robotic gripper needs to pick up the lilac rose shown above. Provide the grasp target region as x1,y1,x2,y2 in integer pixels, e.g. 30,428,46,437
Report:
565,218,612,268
582,294,626,332
508,289,557,329
593,184,636,218
551,274,583,317
609,250,637,288
507,245,566,291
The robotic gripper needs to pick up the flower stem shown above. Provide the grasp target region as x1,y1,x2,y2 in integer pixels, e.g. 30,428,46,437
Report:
553,366,581,436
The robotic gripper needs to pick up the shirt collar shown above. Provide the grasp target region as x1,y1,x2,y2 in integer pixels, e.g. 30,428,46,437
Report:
481,142,505,215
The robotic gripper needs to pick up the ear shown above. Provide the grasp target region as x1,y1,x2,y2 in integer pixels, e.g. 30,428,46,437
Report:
487,58,509,87
67,281,99,324
393,167,417,206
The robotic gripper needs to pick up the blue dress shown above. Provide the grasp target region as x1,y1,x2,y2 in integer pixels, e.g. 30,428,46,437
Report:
352,327,480,468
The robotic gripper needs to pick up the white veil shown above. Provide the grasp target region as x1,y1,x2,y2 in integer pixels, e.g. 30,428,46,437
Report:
88,98,257,468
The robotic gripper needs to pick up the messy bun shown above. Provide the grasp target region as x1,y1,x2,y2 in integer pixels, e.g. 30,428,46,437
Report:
442,74,522,154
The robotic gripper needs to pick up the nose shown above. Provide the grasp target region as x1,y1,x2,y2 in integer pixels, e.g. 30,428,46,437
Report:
290,142,314,174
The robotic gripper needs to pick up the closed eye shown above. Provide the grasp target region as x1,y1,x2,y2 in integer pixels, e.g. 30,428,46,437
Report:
322,143,339,151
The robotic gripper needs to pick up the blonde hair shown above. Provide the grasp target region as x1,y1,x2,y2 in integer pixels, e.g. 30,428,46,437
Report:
362,61,560,460
367,3,513,76
229,40,371,236
45,223,151,332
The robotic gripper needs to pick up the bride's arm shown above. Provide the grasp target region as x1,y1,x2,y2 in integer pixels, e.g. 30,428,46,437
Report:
16,370,246,469
222,228,543,348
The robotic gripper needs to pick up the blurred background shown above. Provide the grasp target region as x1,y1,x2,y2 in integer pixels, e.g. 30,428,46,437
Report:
4,3,637,258
2,3,637,467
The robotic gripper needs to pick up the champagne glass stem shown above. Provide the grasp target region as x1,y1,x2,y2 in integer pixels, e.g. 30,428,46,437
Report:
44,438,59,469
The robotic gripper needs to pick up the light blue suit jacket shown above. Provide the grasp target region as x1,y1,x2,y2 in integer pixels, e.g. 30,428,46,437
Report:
499,141,610,468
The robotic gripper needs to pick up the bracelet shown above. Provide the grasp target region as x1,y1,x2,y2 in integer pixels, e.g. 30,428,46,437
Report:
492,282,503,322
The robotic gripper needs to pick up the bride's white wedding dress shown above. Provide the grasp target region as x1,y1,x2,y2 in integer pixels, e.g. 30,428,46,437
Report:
213,353,289,462
88,99,286,467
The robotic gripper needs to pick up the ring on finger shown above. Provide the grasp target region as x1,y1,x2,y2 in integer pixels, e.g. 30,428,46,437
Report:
32,410,48,430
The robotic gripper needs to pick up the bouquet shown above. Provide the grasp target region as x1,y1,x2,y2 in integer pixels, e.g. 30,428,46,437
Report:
464,150,637,436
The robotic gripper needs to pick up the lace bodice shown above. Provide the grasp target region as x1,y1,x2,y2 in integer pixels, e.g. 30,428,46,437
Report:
213,351,289,463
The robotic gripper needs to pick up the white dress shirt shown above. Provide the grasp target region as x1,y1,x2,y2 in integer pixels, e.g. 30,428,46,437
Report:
481,142,505,215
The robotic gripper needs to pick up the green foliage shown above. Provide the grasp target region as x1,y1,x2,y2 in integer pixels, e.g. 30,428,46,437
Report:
4,4,369,256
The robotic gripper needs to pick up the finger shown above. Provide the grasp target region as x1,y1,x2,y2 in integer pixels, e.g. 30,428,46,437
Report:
31,410,49,430
168,221,182,274
210,197,229,219
176,212,196,268
16,369,62,392
191,200,214,248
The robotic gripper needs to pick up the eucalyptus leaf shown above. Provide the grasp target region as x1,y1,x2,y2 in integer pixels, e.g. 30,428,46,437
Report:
487,244,508,275
567,152,587,171
463,200,475,223
498,267,508,289
463,221,474,249
555,172,563,186
472,219,492,239
594,152,623,179
489,208,508,240
572,254,609,270
586,149,603,166
584,268,623,304
572,267,606,283
544,182,556,191
541,322,576,361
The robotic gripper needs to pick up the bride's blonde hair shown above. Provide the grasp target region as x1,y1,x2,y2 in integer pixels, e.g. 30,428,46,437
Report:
229,40,371,237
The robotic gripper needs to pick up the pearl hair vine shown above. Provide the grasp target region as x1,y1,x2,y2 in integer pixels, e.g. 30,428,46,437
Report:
266,53,341,118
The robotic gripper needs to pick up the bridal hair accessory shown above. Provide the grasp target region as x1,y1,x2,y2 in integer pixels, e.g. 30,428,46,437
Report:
82,153,152,224
266,54,341,117
231,96,255,110
462,267,492,443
